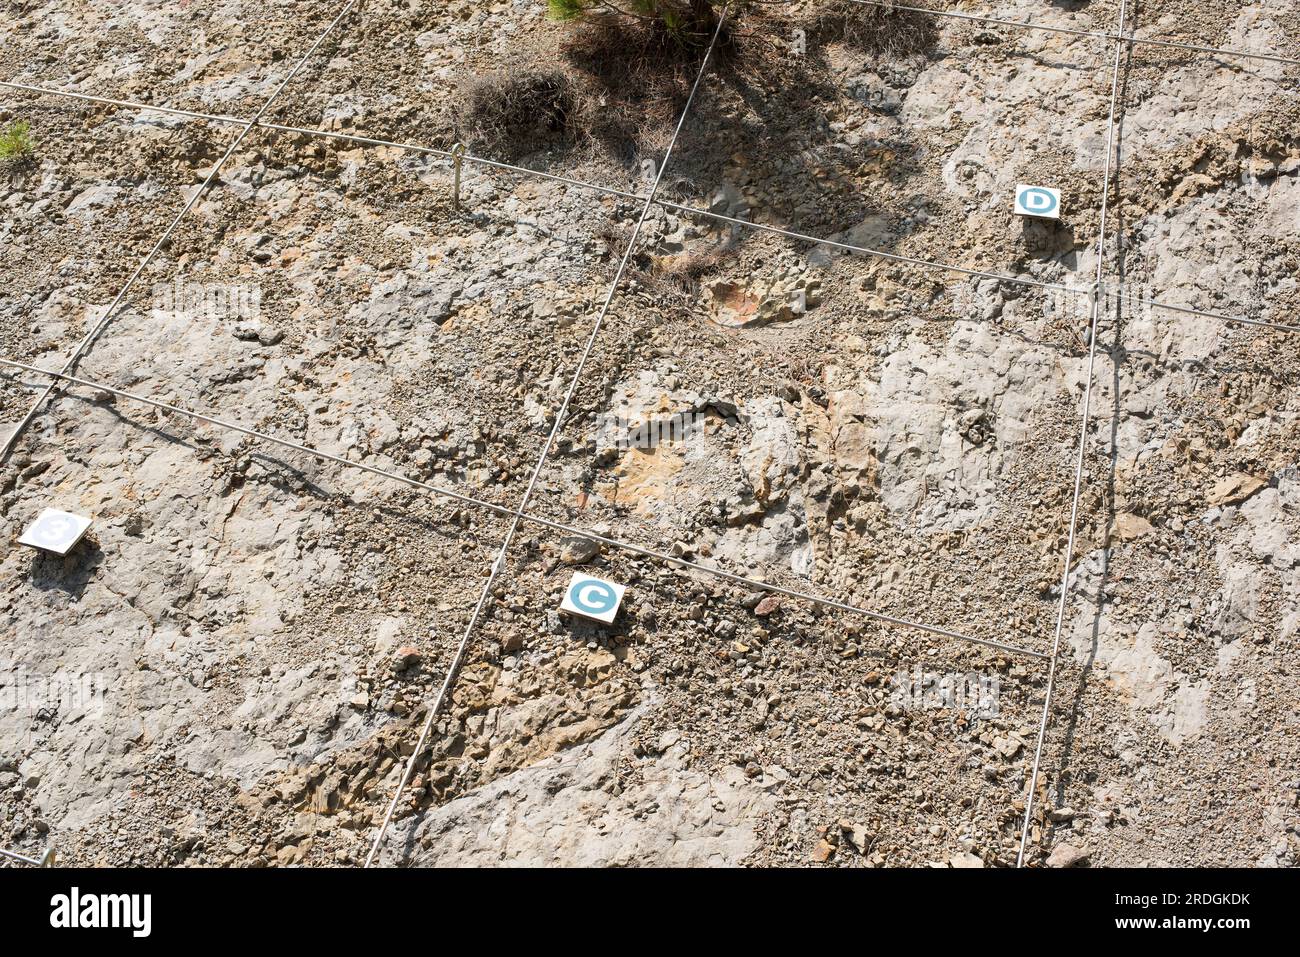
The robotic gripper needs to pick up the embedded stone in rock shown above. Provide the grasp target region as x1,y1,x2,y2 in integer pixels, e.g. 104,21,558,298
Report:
839,820,872,853
1207,472,1266,508
1111,512,1155,542
703,273,822,328
232,319,284,346
391,646,422,672
560,536,600,564
958,407,991,445
811,840,836,863
1046,843,1091,868
705,280,761,327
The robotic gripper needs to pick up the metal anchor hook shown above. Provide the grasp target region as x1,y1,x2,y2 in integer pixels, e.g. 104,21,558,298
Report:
0,845,55,866
1087,280,1104,313
451,142,467,211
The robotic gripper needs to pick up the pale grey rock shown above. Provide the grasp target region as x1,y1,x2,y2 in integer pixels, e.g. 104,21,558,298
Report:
383,703,777,867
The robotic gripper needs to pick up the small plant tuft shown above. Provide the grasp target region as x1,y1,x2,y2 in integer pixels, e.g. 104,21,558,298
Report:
457,71,585,161
547,1,726,50
0,120,35,164
545,0,748,152
547,0,588,21
812,0,937,58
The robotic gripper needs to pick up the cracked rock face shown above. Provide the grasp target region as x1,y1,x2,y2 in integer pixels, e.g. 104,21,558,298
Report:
2,0,1299,868
383,701,779,867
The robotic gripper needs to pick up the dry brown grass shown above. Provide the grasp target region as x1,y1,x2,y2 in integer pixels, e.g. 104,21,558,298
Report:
446,2,939,163
811,0,938,58
458,5,814,159
556,9,779,154
647,246,731,297
455,70,586,160
559,12,710,152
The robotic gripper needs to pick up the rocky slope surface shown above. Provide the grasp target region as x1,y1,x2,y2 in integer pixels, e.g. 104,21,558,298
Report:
1,0,1297,867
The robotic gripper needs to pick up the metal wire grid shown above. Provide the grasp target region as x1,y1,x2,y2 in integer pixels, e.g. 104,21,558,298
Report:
2,75,1298,334
0,0,1292,866
845,0,1300,66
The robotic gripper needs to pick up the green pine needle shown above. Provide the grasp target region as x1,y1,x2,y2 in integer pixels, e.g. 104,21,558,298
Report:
547,0,588,21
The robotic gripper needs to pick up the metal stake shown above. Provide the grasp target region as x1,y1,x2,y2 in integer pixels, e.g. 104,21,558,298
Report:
451,142,466,210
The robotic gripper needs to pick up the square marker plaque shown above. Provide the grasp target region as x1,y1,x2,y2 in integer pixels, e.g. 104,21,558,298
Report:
1014,184,1062,219
559,572,626,625
18,509,93,556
